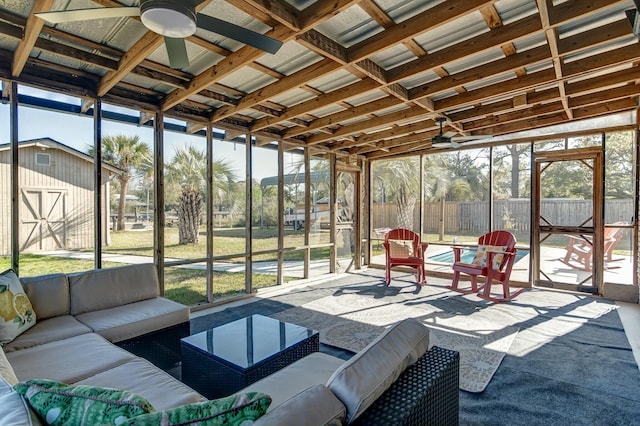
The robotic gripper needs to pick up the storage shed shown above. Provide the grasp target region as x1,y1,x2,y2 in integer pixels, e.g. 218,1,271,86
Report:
0,138,120,255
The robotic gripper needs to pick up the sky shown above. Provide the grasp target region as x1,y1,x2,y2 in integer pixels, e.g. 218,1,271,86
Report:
0,85,293,181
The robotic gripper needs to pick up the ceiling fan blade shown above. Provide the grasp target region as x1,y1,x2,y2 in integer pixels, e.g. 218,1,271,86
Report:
451,135,493,141
431,142,452,148
164,37,189,69
35,7,140,24
196,14,283,54
442,131,457,138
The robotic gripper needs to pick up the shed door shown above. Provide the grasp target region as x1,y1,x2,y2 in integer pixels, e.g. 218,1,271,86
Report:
21,188,67,252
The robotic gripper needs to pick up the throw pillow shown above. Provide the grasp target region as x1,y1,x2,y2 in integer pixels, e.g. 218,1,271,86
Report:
472,245,508,270
120,392,271,425
14,379,154,426
0,269,36,345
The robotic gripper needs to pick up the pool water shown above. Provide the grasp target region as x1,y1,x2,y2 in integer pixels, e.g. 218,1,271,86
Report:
428,248,529,264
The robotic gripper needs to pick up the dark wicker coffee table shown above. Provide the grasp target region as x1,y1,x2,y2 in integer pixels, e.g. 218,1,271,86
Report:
181,314,319,399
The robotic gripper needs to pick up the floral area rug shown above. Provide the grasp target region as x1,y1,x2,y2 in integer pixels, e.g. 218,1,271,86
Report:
271,289,519,393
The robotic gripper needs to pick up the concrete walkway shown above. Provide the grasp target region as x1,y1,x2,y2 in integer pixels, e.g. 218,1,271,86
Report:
39,250,339,279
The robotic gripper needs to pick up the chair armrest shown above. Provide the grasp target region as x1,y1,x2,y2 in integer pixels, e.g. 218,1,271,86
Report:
452,245,473,262
353,346,459,426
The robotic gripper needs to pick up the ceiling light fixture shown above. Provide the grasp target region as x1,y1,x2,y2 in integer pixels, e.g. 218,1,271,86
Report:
140,0,196,38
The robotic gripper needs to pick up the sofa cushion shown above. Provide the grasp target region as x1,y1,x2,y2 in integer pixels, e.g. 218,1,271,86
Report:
74,297,189,343
69,264,160,315
0,269,36,345
0,345,18,385
241,352,345,411
20,273,70,319
15,379,154,426
326,318,430,424
0,375,40,426
6,333,136,384
253,384,346,426
120,392,271,426
2,316,91,353
75,358,205,411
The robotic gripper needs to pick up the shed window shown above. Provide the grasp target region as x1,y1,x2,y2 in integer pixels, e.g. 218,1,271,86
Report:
35,153,50,166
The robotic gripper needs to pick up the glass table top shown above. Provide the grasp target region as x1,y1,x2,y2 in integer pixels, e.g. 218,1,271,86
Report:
182,314,318,369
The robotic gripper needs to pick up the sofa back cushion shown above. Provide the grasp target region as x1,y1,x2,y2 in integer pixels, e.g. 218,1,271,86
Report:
20,274,70,320
69,264,160,315
326,318,430,424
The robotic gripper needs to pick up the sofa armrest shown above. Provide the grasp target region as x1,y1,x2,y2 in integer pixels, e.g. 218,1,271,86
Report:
353,346,459,426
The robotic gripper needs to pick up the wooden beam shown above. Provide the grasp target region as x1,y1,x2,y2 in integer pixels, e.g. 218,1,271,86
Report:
284,95,403,138
253,78,380,132
305,106,431,145
408,45,551,100
348,0,494,60
98,0,211,97
388,14,543,84
12,0,54,77
210,58,341,121
537,0,572,119
162,25,295,111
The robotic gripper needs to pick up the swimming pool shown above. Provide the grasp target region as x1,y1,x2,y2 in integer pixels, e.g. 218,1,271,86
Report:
427,248,529,264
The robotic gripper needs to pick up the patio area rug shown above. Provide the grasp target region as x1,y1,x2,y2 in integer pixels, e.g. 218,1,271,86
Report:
271,296,519,392
191,269,640,425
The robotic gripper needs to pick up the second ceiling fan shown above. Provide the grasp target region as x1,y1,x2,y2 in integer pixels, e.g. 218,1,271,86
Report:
431,117,492,148
36,0,284,69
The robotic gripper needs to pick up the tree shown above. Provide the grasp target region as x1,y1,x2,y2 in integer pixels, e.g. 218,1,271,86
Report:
166,145,236,244
91,135,151,231
373,157,420,229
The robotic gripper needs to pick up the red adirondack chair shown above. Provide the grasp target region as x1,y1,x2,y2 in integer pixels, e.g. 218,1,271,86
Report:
448,230,522,302
382,228,428,286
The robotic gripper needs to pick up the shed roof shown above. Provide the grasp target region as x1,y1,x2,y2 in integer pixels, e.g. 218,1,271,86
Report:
260,170,329,187
0,137,123,174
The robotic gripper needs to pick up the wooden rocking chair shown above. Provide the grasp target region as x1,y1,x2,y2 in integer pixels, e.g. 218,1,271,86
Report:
448,230,522,302
561,222,626,271
382,228,428,286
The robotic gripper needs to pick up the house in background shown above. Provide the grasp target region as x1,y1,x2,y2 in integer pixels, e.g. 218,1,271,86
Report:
0,138,120,255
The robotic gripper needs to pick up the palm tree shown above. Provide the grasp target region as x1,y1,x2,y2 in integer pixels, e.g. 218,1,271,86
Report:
373,157,420,229
91,135,152,231
166,145,235,244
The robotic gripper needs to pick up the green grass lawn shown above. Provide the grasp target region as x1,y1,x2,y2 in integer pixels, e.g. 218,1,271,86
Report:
0,227,319,306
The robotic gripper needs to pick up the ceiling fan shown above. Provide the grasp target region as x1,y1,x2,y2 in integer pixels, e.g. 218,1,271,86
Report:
35,0,284,69
431,117,492,148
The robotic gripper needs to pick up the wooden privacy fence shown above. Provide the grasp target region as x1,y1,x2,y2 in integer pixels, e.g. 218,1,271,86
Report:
372,199,633,233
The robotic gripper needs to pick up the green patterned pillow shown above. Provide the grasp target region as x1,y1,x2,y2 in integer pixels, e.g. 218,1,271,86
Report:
14,379,155,425
121,392,271,426
0,269,36,345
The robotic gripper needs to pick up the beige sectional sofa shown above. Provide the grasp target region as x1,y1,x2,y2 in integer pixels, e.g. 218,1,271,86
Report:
1,263,203,423
1,263,460,425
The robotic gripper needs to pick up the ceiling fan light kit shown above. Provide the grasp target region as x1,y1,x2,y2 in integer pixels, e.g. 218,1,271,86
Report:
140,0,197,38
